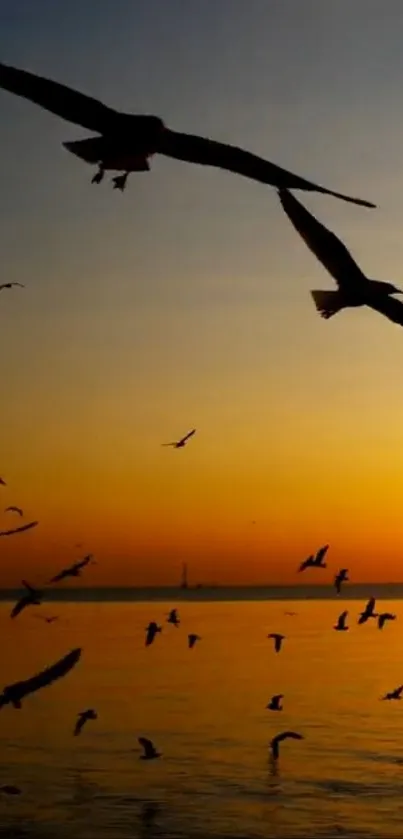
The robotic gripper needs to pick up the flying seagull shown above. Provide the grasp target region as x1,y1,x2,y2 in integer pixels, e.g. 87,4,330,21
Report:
0,647,81,709
162,429,196,449
0,61,375,206
270,731,303,761
11,580,42,619
188,633,201,649
34,614,58,624
382,685,403,701
167,608,180,627
358,597,377,625
266,694,283,711
74,708,97,736
0,283,24,291
334,568,349,595
298,544,329,572
0,520,38,537
4,506,23,517
49,553,93,584
378,612,396,630
138,737,162,760
279,188,403,326
268,633,285,653
334,610,349,631
145,622,162,646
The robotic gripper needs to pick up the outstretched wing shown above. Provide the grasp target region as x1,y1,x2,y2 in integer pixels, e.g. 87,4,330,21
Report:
180,429,196,444
367,295,403,327
0,648,81,707
298,555,313,572
0,62,118,133
277,730,303,744
315,544,329,564
50,567,69,583
73,714,86,736
76,554,93,571
159,131,375,208
138,736,154,757
10,596,28,619
0,520,38,537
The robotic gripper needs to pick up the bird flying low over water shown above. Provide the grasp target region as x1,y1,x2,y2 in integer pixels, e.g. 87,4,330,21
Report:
167,608,180,627
0,61,375,206
268,633,285,653
358,597,377,625
334,568,349,595
382,685,403,701
74,708,97,736
145,622,162,646
0,520,38,537
10,581,42,619
0,283,24,291
4,506,23,517
0,647,81,709
162,429,196,449
49,553,93,584
138,737,162,760
267,694,284,711
188,633,201,649
298,544,329,572
377,612,396,630
270,731,303,761
334,610,349,631
278,188,403,326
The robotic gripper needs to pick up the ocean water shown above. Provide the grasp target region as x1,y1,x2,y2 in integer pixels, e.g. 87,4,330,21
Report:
1,597,403,838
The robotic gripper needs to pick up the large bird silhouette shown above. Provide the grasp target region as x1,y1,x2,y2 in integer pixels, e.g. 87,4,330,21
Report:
0,61,375,206
49,553,93,584
279,188,403,326
0,648,81,709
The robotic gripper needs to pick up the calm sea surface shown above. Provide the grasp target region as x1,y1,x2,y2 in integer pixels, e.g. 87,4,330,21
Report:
1,597,403,838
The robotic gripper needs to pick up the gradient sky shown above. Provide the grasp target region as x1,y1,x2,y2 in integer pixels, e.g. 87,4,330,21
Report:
1,0,403,586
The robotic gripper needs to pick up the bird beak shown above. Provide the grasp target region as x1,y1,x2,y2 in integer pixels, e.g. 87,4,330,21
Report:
394,286,403,294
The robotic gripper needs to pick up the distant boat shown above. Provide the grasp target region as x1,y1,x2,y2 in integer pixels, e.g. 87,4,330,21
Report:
180,564,188,590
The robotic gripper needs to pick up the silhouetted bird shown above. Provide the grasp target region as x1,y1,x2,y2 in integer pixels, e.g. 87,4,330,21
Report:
0,283,24,291
0,520,38,536
298,544,329,572
284,611,297,616
74,708,97,736
138,737,161,760
334,610,349,631
382,685,403,701
266,694,283,711
0,647,81,709
334,568,349,595
0,478,5,486
167,608,180,627
11,580,42,619
145,622,162,646
162,429,196,449
358,597,377,625
4,506,23,517
188,633,201,648
0,61,375,206
378,612,396,630
270,731,303,761
49,553,93,583
268,633,285,653
34,614,58,624
0,785,21,795
279,188,403,326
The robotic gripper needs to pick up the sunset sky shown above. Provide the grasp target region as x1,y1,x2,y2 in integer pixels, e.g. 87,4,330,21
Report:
1,1,403,586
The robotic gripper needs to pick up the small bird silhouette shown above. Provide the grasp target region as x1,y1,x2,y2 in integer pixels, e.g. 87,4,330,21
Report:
0,647,81,709
11,580,42,619
334,568,349,595
188,633,201,649
358,597,377,625
167,608,180,627
4,506,23,517
138,737,161,760
0,283,24,291
0,785,21,795
74,708,97,736
0,520,38,537
34,614,58,624
284,611,297,616
162,429,196,449
49,553,93,584
378,612,396,630
270,731,303,761
382,685,403,701
145,622,162,646
0,478,5,486
268,633,285,653
266,694,283,711
298,544,329,572
334,610,349,631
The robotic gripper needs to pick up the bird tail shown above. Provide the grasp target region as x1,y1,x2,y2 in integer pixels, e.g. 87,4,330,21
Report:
311,290,344,320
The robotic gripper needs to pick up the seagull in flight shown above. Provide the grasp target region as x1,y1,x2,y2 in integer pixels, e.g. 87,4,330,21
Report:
0,647,81,709
145,622,162,646
0,61,375,206
266,694,284,711
10,580,42,619
358,597,377,625
4,506,23,517
334,568,349,595
167,608,180,627
378,612,396,630
188,633,201,649
268,633,285,653
74,708,97,736
279,188,403,327
0,520,38,537
0,283,24,291
334,610,349,631
34,614,58,624
138,737,162,760
270,731,303,761
382,685,403,701
49,553,93,584
162,429,196,449
298,544,329,572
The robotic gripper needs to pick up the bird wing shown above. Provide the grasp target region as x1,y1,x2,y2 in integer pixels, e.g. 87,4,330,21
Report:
10,597,28,619
0,520,38,537
278,189,368,289
138,737,154,757
0,62,119,133
76,554,92,570
367,597,376,613
277,730,303,743
180,429,196,444
397,686,403,697
5,506,23,516
315,544,329,564
367,294,403,327
158,130,375,207
378,615,386,629
0,648,81,707
298,555,313,572
50,568,68,583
